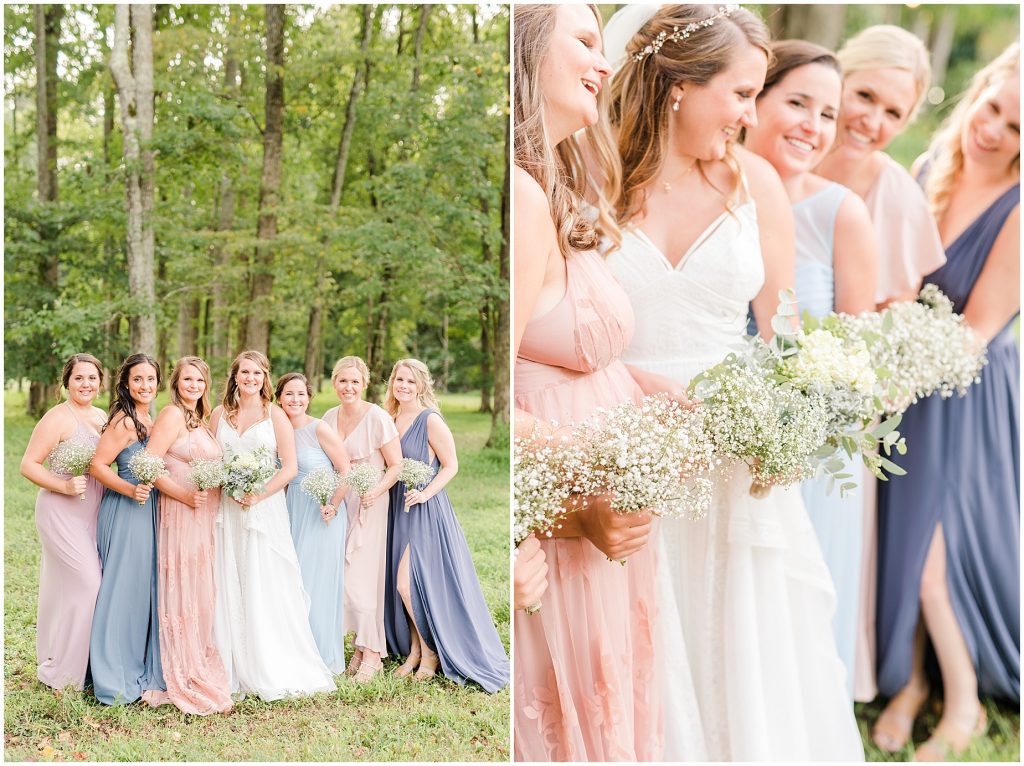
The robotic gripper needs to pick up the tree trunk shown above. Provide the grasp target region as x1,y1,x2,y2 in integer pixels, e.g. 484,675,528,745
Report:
488,93,511,446
929,7,956,92
110,4,157,356
211,52,238,377
245,4,285,355
778,5,846,50
28,4,65,417
410,5,431,92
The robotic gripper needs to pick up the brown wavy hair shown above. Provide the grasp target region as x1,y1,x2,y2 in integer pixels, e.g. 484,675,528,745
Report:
924,43,1020,221
61,353,103,390
221,350,273,426
513,3,622,255
608,5,771,225
169,356,213,430
102,353,160,443
275,371,313,402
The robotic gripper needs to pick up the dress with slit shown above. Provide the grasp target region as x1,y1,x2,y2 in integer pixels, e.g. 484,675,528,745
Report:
383,408,508,692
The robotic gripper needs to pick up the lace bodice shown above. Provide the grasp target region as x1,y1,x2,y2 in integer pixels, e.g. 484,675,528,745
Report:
217,416,276,460
606,197,763,387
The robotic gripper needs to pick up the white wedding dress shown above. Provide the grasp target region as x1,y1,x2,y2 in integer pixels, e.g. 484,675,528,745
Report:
606,180,864,761
213,417,336,700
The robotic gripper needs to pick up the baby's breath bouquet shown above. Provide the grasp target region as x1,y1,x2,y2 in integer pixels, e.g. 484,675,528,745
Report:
513,430,574,545
47,438,96,500
827,284,987,415
343,463,381,496
187,459,226,491
566,394,717,521
127,449,168,505
301,467,342,506
222,445,276,506
398,458,434,489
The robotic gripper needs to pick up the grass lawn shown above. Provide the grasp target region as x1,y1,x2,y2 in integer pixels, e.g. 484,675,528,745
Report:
4,389,510,762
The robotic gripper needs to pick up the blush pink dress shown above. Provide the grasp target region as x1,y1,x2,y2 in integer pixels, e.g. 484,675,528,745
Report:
324,403,399,658
514,249,665,762
145,425,232,714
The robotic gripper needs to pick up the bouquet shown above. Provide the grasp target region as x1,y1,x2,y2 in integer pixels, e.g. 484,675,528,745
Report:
187,459,226,491
127,449,168,506
221,446,276,506
824,284,987,415
343,463,381,496
397,458,434,512
301,467,342,506
47,438,97,500
513,429,574,545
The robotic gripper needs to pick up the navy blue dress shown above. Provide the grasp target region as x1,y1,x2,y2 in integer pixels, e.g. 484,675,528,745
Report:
90,440,166,704
384,409,509,693
876,183,1020,702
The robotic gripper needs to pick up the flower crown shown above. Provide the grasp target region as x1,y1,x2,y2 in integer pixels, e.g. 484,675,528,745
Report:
630,5,740,63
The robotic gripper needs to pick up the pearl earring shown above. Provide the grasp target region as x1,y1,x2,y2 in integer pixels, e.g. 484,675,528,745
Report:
672,96,681,112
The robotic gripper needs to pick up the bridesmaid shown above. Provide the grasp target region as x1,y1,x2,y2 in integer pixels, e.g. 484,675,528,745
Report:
814,24,947,706
513,5,693,761
382,359,509,690
88,353,166,705
744,39,877,695
322,356,401,683
20,354,106,690
277,372,352,674
142,356,232,714
875,45,1019,759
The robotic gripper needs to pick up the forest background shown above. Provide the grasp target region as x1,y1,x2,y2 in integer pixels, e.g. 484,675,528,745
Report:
597,3,1021,762
5,3,511,451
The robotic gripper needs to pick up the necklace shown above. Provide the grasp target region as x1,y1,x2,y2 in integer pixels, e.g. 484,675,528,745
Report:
661,159,698,193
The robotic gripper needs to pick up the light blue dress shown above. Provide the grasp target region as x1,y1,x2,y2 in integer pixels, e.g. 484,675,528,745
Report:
793,182,862,697
90,439,165,704
286,419,347,674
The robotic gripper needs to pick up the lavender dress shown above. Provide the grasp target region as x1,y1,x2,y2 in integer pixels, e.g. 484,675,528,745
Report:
876,182,1020,702
383,409,509,693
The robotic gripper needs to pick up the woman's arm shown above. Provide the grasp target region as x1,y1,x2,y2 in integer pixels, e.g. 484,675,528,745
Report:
740,148,798,337
405,412,458,507
316,421,352,513
250,405,298,503
832,192,878,315
148,406,205,509
19,406,85,496
362,435,403,506
961,204,1020,343
89,416,150,502
514,167,562,355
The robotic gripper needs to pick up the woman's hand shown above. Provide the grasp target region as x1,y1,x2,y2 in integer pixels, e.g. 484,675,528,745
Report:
624,365,695,407
191,489,208,511
238,492,261,509
133,483,152,504
574,494,652,560
404,488,427,508
360,490,378,506
514,534,549,611
320,503,337,523
63,475,88,498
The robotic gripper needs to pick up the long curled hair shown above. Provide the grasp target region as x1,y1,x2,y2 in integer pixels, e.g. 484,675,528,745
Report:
608,5,771,225
384,358,440,417
61,353,103,391
836,25,932,124
514,3,622,255
169,356,213,430
924,43,1020,221
221,350,274,427
102,353,160,443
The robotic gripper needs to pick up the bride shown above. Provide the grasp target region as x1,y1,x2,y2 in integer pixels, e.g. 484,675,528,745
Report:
211,350,335,700
602,5,863,760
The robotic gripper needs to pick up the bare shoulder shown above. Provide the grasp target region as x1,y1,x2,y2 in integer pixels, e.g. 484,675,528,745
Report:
835,187,873,230
735,145,785,197
513,165,547,210
155,404,186,426
269,403,290,425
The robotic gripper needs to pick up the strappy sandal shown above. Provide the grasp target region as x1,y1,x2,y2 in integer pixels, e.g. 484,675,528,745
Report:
345,650,363,677
912,704,987,762
872,685,931,752
354,659,383,684
395,654,420,679
413,654,439,682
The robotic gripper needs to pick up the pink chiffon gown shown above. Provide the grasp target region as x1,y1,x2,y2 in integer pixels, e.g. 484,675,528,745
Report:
853,155,947,702
324,403,399,659
514,249,665,762
34,409,103,689
144,426,232,714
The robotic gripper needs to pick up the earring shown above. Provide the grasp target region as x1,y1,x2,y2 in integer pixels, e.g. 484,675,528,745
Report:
672,96,681,112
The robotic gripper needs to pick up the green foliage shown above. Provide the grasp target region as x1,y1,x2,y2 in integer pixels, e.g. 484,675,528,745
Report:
4,390,509,761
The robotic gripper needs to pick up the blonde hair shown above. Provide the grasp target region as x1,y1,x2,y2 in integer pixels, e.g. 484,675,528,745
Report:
384,358,440,417
221,350,273,426
169,356,213,430
330,355,370,387
609,4,771,225
837,25,932,123
513,3,622,255
925,43,1020,221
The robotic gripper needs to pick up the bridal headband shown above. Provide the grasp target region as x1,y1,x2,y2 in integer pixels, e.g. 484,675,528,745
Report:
603,4,740,72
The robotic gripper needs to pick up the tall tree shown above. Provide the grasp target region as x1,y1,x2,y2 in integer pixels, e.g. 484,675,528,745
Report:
244,4,285,355
489,111,511,446
210,48,239,377
28,3,64,416
109,3,157,356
